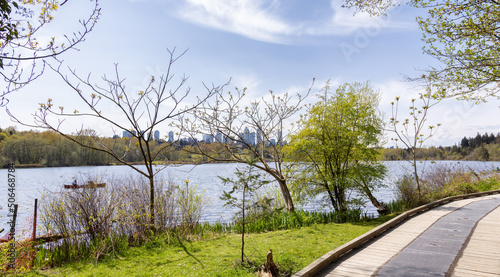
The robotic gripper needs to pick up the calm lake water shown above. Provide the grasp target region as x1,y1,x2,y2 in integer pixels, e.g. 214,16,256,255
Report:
1,160,500,236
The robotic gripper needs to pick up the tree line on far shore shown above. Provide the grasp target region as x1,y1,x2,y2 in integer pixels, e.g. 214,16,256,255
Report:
381,132,500,162
2,127,499,168
0,126,296,168
0,126,194,167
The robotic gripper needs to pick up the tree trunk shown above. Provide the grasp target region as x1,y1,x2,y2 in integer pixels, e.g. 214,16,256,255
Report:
241,185,246,263
333,184,347,222
149,176,155,230
412,148,421,197
277,179,295,212
360,183,388,215
325,184,339,212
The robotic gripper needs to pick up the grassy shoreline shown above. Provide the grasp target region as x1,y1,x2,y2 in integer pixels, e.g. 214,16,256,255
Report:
30,215,396,277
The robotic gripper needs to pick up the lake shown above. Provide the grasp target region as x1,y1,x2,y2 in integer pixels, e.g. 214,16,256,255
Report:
1,160,500,236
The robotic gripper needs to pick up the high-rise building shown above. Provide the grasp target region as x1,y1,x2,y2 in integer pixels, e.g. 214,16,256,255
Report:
250,132,256,145
215,132,223,143
244,127,251,144
168,131,174,142
154,130,160,141
122,130,133,138
203,134,214,143
256,129,262,146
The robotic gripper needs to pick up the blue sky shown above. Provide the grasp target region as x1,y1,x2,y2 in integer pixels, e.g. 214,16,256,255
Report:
2,0,499,147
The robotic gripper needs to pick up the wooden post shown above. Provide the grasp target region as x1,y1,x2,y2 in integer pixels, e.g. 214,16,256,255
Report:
32,199,38,241
30,199,38,269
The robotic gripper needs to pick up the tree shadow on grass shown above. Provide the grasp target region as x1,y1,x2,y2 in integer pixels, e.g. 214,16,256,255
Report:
175,233,204,268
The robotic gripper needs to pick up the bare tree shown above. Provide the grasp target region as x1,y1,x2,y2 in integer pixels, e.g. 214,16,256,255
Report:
1,0,100,106
389,89,440,196
9,48,223,228
178,81,314,212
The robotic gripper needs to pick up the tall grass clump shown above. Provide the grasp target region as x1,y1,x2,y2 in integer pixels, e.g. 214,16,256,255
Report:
222,182,366,234
392,163,500,211
36,174,207,267
232,209,365,234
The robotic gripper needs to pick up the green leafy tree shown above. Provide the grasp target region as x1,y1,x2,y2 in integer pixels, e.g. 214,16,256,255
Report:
343,0,500,100
288,81,386,216
413,0,500,100
219,164,271,263
476,144,490,161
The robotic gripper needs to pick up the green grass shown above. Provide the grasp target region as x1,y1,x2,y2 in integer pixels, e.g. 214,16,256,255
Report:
29,216,394,277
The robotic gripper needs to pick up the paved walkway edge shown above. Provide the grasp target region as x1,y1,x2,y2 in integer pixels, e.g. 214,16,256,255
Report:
292,189,500,277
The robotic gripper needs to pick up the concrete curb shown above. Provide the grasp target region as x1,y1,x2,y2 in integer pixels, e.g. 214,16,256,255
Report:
292,189,500,277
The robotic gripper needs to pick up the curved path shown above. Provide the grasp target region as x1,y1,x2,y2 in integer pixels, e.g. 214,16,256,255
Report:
297,194,500,277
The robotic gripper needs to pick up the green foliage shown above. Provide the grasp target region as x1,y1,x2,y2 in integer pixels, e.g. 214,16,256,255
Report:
231,209,365,234
413,0,500,100
0,0,20,68
0,126,318,167
342,0,500,100
33,170,385,275
341,0,400,16
176,180,207,233
288,81,386,215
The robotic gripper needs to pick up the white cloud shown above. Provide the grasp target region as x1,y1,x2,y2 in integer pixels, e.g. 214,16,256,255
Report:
178,0,295,44
175,0,415,44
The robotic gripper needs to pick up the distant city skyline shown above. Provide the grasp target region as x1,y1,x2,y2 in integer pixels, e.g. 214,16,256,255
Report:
119,127,284,146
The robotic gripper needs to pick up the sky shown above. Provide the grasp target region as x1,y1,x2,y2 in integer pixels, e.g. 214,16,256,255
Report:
1,0,499,147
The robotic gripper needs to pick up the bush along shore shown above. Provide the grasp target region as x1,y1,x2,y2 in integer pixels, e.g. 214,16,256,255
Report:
1,165,498,276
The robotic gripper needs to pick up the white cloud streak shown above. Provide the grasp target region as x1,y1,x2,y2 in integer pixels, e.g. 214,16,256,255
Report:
178,0,294,44
175,0,414,44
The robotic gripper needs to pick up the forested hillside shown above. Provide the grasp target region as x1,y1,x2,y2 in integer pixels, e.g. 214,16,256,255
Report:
0,127,193,167
381,132,500,161
0,127,254,167
2,127,500,168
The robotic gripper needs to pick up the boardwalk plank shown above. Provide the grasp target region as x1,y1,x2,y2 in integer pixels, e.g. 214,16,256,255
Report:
452,268,500,277
297,194,500,277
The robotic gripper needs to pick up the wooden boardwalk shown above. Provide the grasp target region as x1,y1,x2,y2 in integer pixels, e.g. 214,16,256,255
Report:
295,194,500,277
452,202,500,277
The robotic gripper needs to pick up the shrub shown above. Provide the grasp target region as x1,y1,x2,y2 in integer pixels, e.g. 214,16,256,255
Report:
37,174,207,266
393,164,500,211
